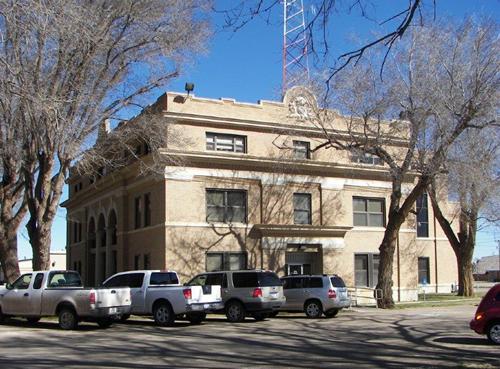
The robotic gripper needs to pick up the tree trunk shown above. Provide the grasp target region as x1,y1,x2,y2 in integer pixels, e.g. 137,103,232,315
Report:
376,223,399,308
26,218,52,271
0,227,21,283
456,248,474,297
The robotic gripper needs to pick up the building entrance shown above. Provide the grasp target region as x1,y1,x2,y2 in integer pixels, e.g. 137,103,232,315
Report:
285,244,322,276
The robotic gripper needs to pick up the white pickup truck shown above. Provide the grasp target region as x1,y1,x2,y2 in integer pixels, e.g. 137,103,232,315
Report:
0,270,131,330
102,270,223,326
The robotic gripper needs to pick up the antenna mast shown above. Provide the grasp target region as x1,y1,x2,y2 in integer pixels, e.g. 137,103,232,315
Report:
282,0,310,96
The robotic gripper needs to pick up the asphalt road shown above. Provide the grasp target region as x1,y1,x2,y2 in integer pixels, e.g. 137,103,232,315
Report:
0,305,498,369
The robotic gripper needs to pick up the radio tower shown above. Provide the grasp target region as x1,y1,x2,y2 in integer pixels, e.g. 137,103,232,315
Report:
282,0,309,96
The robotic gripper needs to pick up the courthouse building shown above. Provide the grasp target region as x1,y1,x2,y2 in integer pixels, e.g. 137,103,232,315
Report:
62,88,458,301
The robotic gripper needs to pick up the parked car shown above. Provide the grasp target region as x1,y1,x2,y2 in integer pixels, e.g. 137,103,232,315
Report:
186,270,285,322
470,283,500,344
277,274,350,318
102,270,223,326
0,270,131,330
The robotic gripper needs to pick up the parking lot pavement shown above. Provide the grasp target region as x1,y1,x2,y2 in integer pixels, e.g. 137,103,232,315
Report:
0,305,498,369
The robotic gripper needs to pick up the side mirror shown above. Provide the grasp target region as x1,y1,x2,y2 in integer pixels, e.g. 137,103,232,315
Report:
6,283,13,290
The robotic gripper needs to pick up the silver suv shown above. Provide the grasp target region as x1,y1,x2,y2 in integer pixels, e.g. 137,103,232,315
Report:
278,274,350,318
186,270,285,322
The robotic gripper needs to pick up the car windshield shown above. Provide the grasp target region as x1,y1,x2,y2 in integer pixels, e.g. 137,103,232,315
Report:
258,272,281,287
330,276,346,288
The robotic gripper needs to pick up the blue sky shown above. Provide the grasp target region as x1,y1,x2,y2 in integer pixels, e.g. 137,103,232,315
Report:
17,0,500,261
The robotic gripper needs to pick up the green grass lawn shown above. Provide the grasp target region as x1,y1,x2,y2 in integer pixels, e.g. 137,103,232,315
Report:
394,293,482,309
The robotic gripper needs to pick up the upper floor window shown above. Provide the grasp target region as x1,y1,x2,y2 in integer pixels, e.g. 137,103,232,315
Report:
293,141,310,159
206,252,247,272
416,193,429,237
351,152,383,166
206,189,247,223
144,193,151,227
134,193,151,229
293,193,312,225
134,196,142,229
206,132,246,153
353,197,385,227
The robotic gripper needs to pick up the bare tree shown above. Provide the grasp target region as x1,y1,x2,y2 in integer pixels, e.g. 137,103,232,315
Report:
428,128,499,296
0,80,27,282
291,20,499,307
0,0,211,270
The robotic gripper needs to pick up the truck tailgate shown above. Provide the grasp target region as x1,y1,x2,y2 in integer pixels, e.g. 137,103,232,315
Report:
96,287,131,308
189,285,221,303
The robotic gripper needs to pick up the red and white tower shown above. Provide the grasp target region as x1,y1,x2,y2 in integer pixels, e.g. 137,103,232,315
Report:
282,0,309,96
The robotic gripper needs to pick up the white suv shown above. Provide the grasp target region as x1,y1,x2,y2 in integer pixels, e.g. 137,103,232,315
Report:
277,274,350,318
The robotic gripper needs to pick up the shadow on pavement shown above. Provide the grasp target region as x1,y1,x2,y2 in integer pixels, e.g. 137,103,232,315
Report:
433,336,492,346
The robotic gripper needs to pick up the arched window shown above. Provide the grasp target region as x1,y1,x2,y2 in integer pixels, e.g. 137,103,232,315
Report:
98,214,106,247
108,210,117,245
88,217,96,249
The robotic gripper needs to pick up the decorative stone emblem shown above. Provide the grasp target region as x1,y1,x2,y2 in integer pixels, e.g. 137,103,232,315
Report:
283,86,317,121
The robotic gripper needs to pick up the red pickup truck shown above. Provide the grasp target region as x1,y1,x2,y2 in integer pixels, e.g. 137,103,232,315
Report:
469,284,500,345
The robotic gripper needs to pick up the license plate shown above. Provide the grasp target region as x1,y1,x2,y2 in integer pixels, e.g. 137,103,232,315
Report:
192,305,203,311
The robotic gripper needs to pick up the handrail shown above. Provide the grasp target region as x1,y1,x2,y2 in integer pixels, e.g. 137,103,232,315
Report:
347,286,384,308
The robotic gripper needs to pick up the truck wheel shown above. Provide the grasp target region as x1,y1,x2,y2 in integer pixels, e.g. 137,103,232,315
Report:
324,309,339,318
268,311,279,318
487,322,500,345
304,300,323,319
58,308,78,330
225,301,246,323
0,307,6,323
187,313,206,325
26,317,41,324
97,318,113,329
120,314,131,323
153,302,175,326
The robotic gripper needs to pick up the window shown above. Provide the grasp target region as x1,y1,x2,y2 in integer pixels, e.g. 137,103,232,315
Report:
103,273,144,289
418,257,430,285
206,132,246,153
355,254,379,287
111,251,117,275
206,252,247,272
134,255,140,270
134,196,142,229
293,141,310,159
308,277,323,288
282,277,305,290
144,193,151,227
353,197,385,227
351,152,383,166
11,274,32,289
47,271,82,288
143,254,151,270
330,276,346,288
232,272,259,288
33,273,44,290
294,193,312,225
150,272,179,285
188,273,227,288
416,193,429,238
206,190,247,223
128,273,145,288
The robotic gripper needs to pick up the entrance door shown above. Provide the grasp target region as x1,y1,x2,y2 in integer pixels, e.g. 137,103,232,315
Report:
286,244,322,276
288,264,303,275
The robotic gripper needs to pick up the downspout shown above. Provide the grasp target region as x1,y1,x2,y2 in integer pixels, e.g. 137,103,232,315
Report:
434,212,438,293
259,180,264,270
397,233,401,302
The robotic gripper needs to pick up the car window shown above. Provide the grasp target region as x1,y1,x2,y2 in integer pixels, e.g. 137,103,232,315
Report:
281,278,291,290
188,274,208,286
308,277,323,288
102,275,126,288
495,292,500,302
232,272,258,288
258,272,281,287
330,276,346,288
289,277,305,289
206,273,226,288
11,274,32,289
150,272,179,285
33,273,44,290
128,273,145,288
47,272,82,287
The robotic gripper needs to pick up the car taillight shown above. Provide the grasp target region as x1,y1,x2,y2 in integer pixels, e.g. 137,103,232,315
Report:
475,313,484,321
328,289,336,299
90,291,96,305
183,288,192,300
252,288,262,298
